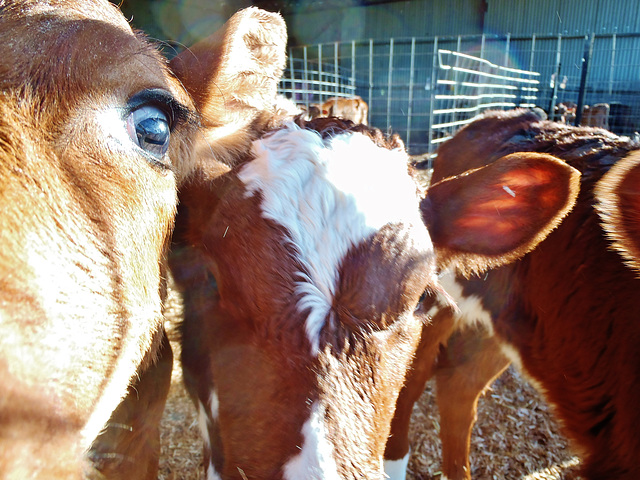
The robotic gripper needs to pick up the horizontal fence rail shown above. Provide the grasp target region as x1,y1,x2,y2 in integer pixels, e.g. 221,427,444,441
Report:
430,49,540,152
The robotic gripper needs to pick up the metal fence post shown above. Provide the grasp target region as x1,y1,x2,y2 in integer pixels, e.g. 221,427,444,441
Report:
575,32,595,126
529,34,536,73
548,34,562,119
609,33,616,95
406,37,416,150
334,42,339,96
368,39,373,115
386,38,394,130
303,46,309,106
428,37,438,157
351,40,356,93
318,44,323,102
289,48,296,101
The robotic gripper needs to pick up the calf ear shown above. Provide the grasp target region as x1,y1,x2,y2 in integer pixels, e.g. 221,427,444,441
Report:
596,150,640,274
170,7,287,179
421,152,580,275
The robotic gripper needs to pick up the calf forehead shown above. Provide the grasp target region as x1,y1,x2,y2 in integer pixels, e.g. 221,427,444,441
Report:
0,1,180,110
236,123,432,351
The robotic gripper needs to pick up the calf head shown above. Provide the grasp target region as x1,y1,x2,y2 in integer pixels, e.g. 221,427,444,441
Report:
0,1,282,477
0,1,198,476
431,108,549,184
172,105,580,480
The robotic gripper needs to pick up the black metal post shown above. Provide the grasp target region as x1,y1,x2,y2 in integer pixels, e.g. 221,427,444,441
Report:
575,32,595,126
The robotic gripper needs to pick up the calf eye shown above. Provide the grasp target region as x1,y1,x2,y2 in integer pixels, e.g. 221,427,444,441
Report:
414,290,428,311
126,104,170,159
125,88,191,167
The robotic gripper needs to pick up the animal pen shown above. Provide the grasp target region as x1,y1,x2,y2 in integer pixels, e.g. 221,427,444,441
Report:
279,32,640,158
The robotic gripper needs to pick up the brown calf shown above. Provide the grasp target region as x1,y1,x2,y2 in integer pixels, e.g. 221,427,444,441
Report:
385,109,640,479
170,96,579,479
0,2,284,478
320,96,369,125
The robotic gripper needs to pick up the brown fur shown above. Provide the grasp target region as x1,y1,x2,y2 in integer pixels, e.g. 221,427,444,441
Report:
387,109,640,479
0,1,286,478
319,96,369,125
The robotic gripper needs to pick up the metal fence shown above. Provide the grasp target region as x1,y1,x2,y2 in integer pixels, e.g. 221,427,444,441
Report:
429,49,540,151
279,32,640,156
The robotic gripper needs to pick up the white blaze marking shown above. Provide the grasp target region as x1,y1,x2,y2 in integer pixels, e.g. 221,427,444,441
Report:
282,402,341,480
238,122,430,354
383,453,410,480
438,270,494,335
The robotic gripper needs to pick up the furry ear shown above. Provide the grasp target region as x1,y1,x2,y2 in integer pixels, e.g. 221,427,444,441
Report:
170,7,287,179
596,150,640,274
421,152,580,276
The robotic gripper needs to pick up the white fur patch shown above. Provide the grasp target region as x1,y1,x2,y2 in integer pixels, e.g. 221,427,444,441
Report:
282,402,341,480
437,270,494,335
206,460,223,480
383,453,410,480
196,390,219,450
209,389,220,420
197,401,211,449
239,122,430,354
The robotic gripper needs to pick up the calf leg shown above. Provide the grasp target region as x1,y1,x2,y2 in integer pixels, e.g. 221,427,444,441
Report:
384,312,456,480
435,329,509,480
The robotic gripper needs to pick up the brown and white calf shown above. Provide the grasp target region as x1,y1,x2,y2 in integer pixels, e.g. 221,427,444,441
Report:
0,1,286,478
384,109,640,480
170,105,580,479
320,96,369,125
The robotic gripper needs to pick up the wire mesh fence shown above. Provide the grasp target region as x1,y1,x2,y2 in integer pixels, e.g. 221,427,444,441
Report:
279,32,640,157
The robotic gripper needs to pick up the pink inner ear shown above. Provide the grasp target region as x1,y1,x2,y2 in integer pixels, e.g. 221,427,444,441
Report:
424,152,579,259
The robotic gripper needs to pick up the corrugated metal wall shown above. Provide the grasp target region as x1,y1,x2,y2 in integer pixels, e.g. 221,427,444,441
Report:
119,1,640,47
280,0,640,46
283,0,484,45
485,0,640,36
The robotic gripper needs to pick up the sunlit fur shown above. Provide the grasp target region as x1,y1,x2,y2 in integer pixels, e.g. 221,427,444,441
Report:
0,1,279,478
239,122,430,354
387,109,640,480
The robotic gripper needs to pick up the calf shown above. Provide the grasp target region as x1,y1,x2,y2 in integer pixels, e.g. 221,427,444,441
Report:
581,103,610,130
170,104,580,478
320,96,369,125
554,101,577,124
0,2,285,478
385,109,640,479
596,150,640,273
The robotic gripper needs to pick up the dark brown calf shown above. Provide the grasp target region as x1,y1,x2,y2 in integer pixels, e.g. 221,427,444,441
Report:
385,109,640,479
0,2,282,478
170,99,580,479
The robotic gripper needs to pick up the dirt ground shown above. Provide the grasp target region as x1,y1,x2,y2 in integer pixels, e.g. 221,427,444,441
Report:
158,277,582,480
